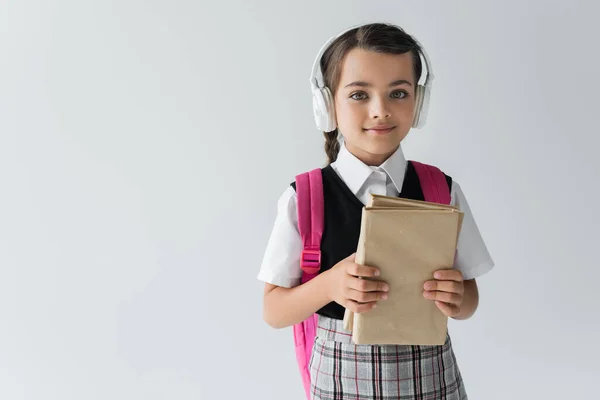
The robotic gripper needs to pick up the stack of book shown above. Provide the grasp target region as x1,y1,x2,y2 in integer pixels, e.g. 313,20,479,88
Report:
342,194,464,345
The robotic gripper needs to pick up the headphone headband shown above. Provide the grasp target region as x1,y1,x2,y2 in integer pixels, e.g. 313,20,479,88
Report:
309,23,434,92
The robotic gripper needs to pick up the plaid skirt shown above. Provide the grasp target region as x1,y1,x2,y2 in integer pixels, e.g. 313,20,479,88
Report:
309,315,468,400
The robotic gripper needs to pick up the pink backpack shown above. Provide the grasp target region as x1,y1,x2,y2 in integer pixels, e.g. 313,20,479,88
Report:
293,161,452,399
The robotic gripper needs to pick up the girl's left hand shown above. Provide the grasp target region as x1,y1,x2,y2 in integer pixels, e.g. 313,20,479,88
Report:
423,269,464,318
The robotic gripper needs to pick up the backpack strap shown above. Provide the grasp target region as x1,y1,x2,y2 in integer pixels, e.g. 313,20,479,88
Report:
410,161,451,205
295,168,324,279
294,168,324,399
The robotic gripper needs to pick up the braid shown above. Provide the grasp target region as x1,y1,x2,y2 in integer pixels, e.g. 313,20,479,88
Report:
324,130,341,164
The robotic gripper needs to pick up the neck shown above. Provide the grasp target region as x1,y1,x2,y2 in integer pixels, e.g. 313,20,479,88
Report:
344,143,399,166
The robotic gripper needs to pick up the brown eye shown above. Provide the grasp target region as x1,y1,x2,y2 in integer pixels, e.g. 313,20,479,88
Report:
391,90,408,99
350,92,367,100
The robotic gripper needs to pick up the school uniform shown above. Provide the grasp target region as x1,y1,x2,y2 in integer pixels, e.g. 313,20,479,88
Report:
258,143,494,399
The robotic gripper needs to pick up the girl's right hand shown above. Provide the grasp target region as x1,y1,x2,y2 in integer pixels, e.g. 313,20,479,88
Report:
325,253,389,313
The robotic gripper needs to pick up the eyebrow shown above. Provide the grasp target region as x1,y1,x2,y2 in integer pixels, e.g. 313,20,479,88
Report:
344,79,412,89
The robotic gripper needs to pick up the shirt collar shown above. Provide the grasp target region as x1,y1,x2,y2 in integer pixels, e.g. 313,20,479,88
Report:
331,143,408,195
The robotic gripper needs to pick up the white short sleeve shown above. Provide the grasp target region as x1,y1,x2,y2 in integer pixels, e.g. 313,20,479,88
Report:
450,181,495,280
257,180,495,287
257,186,303,288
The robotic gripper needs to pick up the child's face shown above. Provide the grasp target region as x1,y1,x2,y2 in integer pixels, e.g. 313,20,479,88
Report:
334,48,417,166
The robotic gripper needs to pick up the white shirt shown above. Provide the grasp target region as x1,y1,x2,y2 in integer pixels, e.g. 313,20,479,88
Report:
257,143,494,288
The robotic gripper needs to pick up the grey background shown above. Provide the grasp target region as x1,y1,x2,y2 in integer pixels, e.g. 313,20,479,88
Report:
1,0,599,399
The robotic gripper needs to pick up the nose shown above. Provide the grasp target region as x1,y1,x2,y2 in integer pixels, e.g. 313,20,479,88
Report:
369,95,391,119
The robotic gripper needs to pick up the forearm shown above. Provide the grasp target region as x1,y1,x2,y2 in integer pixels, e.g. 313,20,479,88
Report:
263,271,332,329
453,279,479,320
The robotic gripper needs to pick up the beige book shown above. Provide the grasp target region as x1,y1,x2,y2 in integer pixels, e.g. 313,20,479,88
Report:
368,194,459,211
343,195,463,331
342,194,463,345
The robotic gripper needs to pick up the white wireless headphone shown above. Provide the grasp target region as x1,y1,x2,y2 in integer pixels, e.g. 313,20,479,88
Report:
309,23,435,132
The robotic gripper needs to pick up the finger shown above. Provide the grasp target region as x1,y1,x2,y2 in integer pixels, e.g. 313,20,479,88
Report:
433,269,463,282
348,263,380,278
423,280,463,295
350,277,389,293
345,299,378,314
423,290,462,305
435,301,460,318
346,288,388,303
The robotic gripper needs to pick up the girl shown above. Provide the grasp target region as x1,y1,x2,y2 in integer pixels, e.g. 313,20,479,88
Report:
258,22,494,400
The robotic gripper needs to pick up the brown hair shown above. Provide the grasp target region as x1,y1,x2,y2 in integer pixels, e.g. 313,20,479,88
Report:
319,23,424,164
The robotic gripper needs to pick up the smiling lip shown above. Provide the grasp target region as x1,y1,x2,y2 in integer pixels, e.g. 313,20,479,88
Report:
364,125,396,134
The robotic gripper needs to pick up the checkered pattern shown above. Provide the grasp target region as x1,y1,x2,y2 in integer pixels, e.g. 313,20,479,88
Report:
309,315,468,400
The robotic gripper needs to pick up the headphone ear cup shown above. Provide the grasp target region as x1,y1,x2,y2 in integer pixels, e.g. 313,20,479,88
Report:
322,86,337,132
312,86,337,132
416,84,431,129
312,89,328,131
412,84,426,128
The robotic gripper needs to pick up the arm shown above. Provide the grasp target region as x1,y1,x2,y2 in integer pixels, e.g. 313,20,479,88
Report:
263,254,388,329
263,273,332,329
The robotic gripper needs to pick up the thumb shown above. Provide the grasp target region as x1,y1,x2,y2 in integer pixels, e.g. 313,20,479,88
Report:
345,252,356,262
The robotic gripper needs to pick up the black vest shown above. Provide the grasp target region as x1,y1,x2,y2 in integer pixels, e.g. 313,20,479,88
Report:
291,161,452,320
